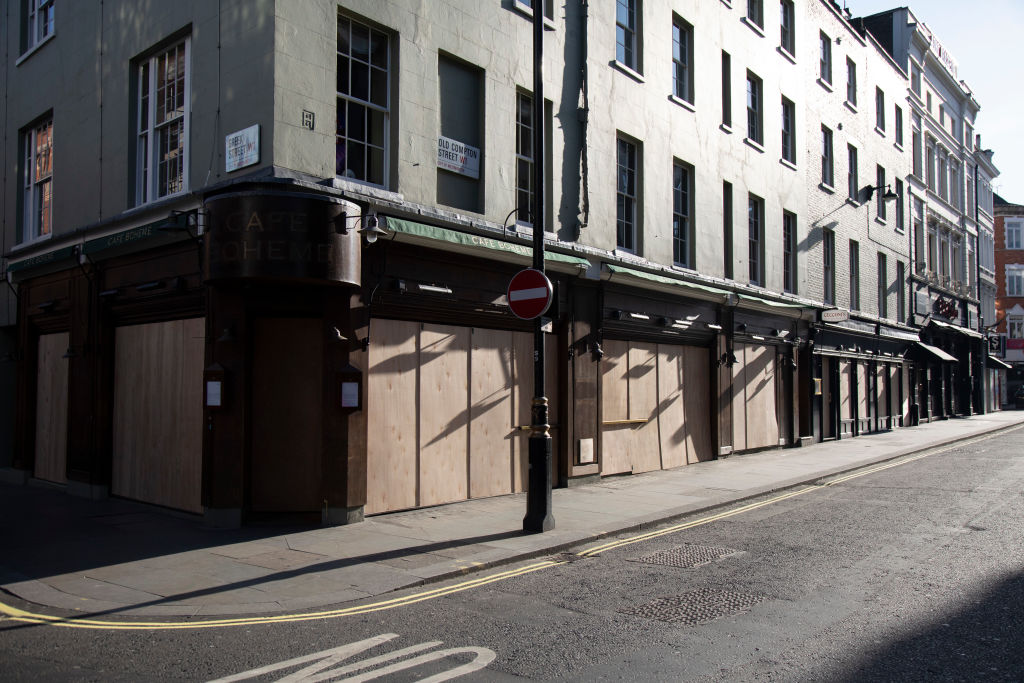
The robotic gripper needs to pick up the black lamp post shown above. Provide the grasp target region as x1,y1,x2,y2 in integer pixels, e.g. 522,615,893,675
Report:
523,2,555,534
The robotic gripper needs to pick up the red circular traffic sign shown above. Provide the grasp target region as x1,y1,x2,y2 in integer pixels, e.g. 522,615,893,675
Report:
507,268,553,320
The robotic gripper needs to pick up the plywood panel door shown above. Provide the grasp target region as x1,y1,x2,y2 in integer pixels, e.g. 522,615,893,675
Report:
469,328,514,499
366,319,420,514
683,346,713,462
250,318,322,512
839,361,852,422
744,345,779,450
656,346,687,469
731,345,749,452
628,342,660,473
857,363,870,428
418,324,469,507
600,339,631,475
112,319,203,512
34,332,69,484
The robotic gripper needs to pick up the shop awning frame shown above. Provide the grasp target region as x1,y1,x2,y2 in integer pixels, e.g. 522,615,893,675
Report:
384,217,590,270
909,342,958,363
986,356,1012,370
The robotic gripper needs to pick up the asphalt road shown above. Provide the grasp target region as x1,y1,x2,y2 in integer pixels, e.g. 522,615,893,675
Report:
3,426,1024,681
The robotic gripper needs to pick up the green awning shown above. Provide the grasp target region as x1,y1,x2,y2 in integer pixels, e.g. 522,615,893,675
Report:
82,215,184,256
737,293,806,310
6,245,77,273
604,263,732,299
385,217,590,267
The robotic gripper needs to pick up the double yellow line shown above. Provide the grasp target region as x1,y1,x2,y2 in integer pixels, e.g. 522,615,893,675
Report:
0,433,997,631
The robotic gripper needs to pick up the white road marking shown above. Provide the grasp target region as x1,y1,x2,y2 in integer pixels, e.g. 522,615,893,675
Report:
207,633,496,683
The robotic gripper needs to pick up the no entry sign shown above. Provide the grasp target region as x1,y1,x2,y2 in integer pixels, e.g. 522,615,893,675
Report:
507,268,553,320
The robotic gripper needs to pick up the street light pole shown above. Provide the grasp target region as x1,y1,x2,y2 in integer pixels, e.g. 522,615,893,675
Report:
523,1,555,533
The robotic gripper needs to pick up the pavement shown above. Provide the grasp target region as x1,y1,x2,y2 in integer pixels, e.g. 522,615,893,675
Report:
2,410,1023,619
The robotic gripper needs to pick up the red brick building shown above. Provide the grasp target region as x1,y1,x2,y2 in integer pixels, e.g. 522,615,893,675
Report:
993,194,1024,403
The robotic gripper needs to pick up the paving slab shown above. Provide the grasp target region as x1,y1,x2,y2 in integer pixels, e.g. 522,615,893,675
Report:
1,412,1021,618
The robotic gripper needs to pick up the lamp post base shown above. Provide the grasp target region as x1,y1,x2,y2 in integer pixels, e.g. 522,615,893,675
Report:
523,431,555,533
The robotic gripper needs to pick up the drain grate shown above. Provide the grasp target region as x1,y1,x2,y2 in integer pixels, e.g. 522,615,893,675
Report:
630,544,741,569
620,588,769,625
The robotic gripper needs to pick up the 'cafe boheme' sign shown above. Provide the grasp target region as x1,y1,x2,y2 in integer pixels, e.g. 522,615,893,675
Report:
437,136,480,179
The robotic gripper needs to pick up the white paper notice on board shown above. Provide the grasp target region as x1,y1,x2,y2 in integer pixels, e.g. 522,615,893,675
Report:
206,381,222,407
341,381,359,408
436,136,480,179
225,124,260,173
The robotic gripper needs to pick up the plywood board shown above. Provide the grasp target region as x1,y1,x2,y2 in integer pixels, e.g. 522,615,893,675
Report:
112,319,203,513
512,330,533,493
469,328,514,499
684,345,714,462
822,357,833,438
600,339,631,475
366,319,420,514
857,362,870,418
839,361,852,421
744,345,778,450
628,342,660,473
656,346,687,470
902,364,911,423
877,365,889,418
731,345,749,452
250,318,323,512
34,332,69,484
418,324,469,506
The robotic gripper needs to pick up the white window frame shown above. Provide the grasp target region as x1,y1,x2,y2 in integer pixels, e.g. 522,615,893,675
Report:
21,117,53,243
136,37,190,206
747,0,763,29
616,136,638,253
672,16,693,104
515,91,534,228
781,96,795,164
779,0,795,55
616,0,639,72
1008,266,1024,297
746,71,763,144
748,193,764,286
337,15,391,188
1007,220,1022,250
1009,315,1024,339
23,0,54,53
819,32,832,85
673,160,693,268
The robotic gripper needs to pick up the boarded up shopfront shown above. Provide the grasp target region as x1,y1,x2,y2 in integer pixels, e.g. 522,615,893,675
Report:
111,318,204,513
365,319,557,514
599,339,712,475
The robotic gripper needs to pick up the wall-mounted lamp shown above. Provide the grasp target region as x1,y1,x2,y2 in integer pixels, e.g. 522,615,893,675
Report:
503,207,534,232
157,208,205,241
656,316,671,327
861,184,899,204
590,339,604,361
706,322,723,331
608,310,623,320
736,323,748,332
217,327,237,343
416,283,453,295
628,312,650,321
718,351,738,367
336,211,388,244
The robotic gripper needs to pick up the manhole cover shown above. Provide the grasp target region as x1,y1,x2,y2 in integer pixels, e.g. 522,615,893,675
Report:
630,544,741,569
620,588,769,625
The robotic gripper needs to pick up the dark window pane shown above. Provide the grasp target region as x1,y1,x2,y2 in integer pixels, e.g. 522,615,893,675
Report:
348,101,366,141
347,142,365,180
368,147,385,184
337,55,349,94
370,30,388,68
370,66,387,107
351,62,369,101
351,24,370,62
338,18,350,55
368,108,386,147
